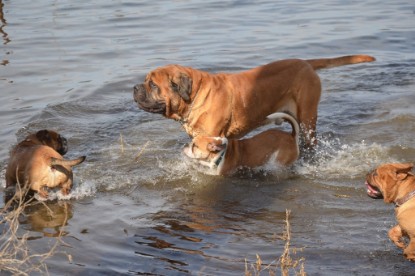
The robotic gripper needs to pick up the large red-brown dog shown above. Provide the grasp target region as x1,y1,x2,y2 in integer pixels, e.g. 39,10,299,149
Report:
366,163,415,261
134,55,375,147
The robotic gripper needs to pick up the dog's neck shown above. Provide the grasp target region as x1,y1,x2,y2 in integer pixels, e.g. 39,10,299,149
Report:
198,147,227,174
178,73,207,126
394,176,415,208
205,142,228,173
395,190,415,208
213,148,226,170
178,88,204,133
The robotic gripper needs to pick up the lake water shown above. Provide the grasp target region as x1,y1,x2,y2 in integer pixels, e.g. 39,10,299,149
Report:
1,0,415,275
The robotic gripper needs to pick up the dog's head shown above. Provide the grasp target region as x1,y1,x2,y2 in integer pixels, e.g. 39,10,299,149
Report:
133,65,194,119
28,129,68,155
183,136,228,169
365,163,414,203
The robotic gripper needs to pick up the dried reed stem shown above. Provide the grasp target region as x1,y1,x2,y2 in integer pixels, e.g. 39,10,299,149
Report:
245,209,306,276
119,133,125,153
135,141,150,162
0,182,68,275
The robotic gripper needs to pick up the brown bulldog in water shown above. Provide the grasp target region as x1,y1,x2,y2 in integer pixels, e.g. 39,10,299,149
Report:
5,130,86,199
183,111,299,175
366,163,415,261
134,55,375,147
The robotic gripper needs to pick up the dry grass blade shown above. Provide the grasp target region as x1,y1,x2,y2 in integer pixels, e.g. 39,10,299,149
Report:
135,141,150,162
119,133,125,153
245,209,306,276
0,182,69,275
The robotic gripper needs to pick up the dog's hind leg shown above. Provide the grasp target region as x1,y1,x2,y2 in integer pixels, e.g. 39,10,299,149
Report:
60,179,73,196
37,185,49,199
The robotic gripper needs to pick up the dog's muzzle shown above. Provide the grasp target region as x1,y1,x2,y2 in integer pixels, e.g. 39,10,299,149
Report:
133,84,166,114
365,171,383,199
58,136,68,155
133,84,144,103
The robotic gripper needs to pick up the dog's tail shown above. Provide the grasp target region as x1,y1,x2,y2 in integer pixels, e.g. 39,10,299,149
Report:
306,55,375,70
266,112,300,144
51,156,86,167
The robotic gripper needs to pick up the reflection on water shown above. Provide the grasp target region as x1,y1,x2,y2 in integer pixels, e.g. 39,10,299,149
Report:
0,0,10,65
2,187,73,238
22,201,72,238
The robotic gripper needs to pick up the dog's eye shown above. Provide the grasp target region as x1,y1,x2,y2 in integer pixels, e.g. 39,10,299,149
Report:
149,81,157,90
171,81,179,91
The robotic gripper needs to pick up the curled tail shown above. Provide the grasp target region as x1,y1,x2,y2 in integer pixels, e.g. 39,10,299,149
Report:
306,54,375,70
51,156,86,167
266,112,300,145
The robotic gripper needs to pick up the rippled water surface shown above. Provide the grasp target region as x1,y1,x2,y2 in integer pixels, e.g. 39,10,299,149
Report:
1,0,415,275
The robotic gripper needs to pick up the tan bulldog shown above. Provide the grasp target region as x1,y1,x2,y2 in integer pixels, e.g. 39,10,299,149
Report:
133,55,375,147
366,163,415,261
5,130,86,199
183,112,299,175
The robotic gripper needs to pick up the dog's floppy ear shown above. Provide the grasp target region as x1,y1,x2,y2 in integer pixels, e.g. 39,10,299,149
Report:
36,129,52,143
171,73,192,103
394,163,414,180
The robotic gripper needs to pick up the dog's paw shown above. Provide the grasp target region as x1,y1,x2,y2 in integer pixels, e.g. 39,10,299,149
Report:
34,193,49,202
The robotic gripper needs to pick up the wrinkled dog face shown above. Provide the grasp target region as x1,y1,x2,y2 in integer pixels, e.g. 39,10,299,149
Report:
183,136,227,168
133,65,192,118
365,163,414,203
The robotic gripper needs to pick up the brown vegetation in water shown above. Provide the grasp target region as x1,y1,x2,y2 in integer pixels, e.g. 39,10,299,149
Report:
0,184,69,275
245,209,306,276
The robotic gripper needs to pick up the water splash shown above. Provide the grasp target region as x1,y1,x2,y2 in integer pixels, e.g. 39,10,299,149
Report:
153,135,396,185
0,134,398,199
295,137,396,179
34,180,97,201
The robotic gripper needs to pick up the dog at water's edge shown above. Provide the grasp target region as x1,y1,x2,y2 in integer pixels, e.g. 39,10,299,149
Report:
134,54,375,147
366,163,415,261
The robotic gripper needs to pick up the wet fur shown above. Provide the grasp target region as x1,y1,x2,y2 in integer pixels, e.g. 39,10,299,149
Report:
183,112,299,175
5,130,86,199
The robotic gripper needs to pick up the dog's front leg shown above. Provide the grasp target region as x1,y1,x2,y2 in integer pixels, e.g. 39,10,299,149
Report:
388,225,406,249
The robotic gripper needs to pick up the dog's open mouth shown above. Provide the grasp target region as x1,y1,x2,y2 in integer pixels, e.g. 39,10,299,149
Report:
365,180,383,199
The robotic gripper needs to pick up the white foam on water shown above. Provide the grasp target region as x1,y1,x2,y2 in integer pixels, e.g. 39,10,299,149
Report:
159,137,397,184
0,134,399,199
34,180,97,201
0,169,5,189
171,136,397,182
157,154,209,182
295,138,397,180
169,137,399,181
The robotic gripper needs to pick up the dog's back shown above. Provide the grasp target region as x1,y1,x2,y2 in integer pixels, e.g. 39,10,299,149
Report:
238,127,298,167
5,130,86,199
6,145,63,187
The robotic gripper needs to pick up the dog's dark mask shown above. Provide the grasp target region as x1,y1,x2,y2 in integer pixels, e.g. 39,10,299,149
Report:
133,83,166,114
133,68,193,117
36,130,68,155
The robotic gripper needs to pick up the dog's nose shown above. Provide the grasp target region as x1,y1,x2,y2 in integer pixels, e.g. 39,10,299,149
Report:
59,137,69,155
133,84,140,102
